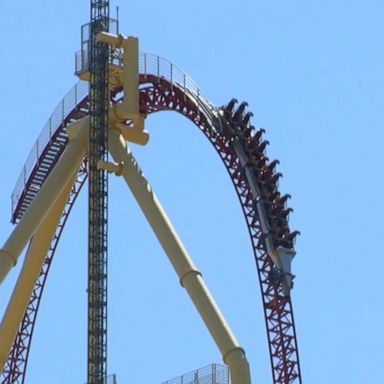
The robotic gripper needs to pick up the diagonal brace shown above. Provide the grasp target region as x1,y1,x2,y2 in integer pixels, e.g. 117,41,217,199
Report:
0,170,79,374
108,127,252,384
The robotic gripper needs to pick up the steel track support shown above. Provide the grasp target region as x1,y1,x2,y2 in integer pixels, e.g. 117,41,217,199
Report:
107,128,252,384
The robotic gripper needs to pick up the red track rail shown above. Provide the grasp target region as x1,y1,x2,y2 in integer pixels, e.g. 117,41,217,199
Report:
1,74,301,384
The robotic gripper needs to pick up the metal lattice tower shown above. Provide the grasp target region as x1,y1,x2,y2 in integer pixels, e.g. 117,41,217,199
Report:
88,1,109,383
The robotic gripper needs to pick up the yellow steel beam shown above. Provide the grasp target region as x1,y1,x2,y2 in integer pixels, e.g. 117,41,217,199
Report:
108,127,252,384
0,170,78,374
0,117,89,285
97,32,147,138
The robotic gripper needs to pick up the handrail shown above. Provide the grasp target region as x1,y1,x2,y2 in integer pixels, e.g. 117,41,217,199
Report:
139,53,215,117
11,53,217,220
11,81,89,216
162,364,229,384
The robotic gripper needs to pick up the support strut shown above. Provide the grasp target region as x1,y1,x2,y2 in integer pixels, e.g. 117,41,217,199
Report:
108,127,252,384
0,171,78,374
0,120,89,285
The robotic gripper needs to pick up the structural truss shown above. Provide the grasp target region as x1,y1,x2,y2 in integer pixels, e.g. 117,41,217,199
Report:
1,53,302,384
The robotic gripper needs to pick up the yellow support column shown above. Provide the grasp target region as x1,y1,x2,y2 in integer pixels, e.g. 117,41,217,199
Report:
0,171,78,374
96,32,148,142
0,117,89,284
108,128,251,384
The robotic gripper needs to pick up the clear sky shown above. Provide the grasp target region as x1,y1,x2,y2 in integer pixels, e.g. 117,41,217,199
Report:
1,1,383,383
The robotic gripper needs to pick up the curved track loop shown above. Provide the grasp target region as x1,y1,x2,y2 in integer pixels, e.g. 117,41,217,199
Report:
139,81,302,384
1,67,301,384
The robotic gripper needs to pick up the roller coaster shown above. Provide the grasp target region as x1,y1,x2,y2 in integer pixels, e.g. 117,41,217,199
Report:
0,12,302,384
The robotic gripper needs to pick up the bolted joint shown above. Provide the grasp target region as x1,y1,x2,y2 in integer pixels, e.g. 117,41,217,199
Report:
223,347,252,384
179,269,202,288
0,249,17,284
114,121,149,146
97,160,124,176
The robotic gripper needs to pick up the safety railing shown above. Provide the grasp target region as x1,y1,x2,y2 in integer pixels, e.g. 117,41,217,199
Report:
140,53,215,117
75,49,215,117
11,80,89,216
12,52,217,220
162,364,229,384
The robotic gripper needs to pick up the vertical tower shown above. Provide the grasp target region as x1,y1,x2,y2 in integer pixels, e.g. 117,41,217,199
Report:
88,1,109,383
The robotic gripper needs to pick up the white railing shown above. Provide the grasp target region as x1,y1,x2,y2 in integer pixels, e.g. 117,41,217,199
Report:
12,52,217,219
139,53,215,117
162,364,229,384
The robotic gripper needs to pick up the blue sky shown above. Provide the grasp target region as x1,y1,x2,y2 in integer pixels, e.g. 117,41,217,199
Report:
1,1,383,383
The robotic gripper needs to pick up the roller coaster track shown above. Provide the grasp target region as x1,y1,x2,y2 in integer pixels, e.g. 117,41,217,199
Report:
1,54,302,384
